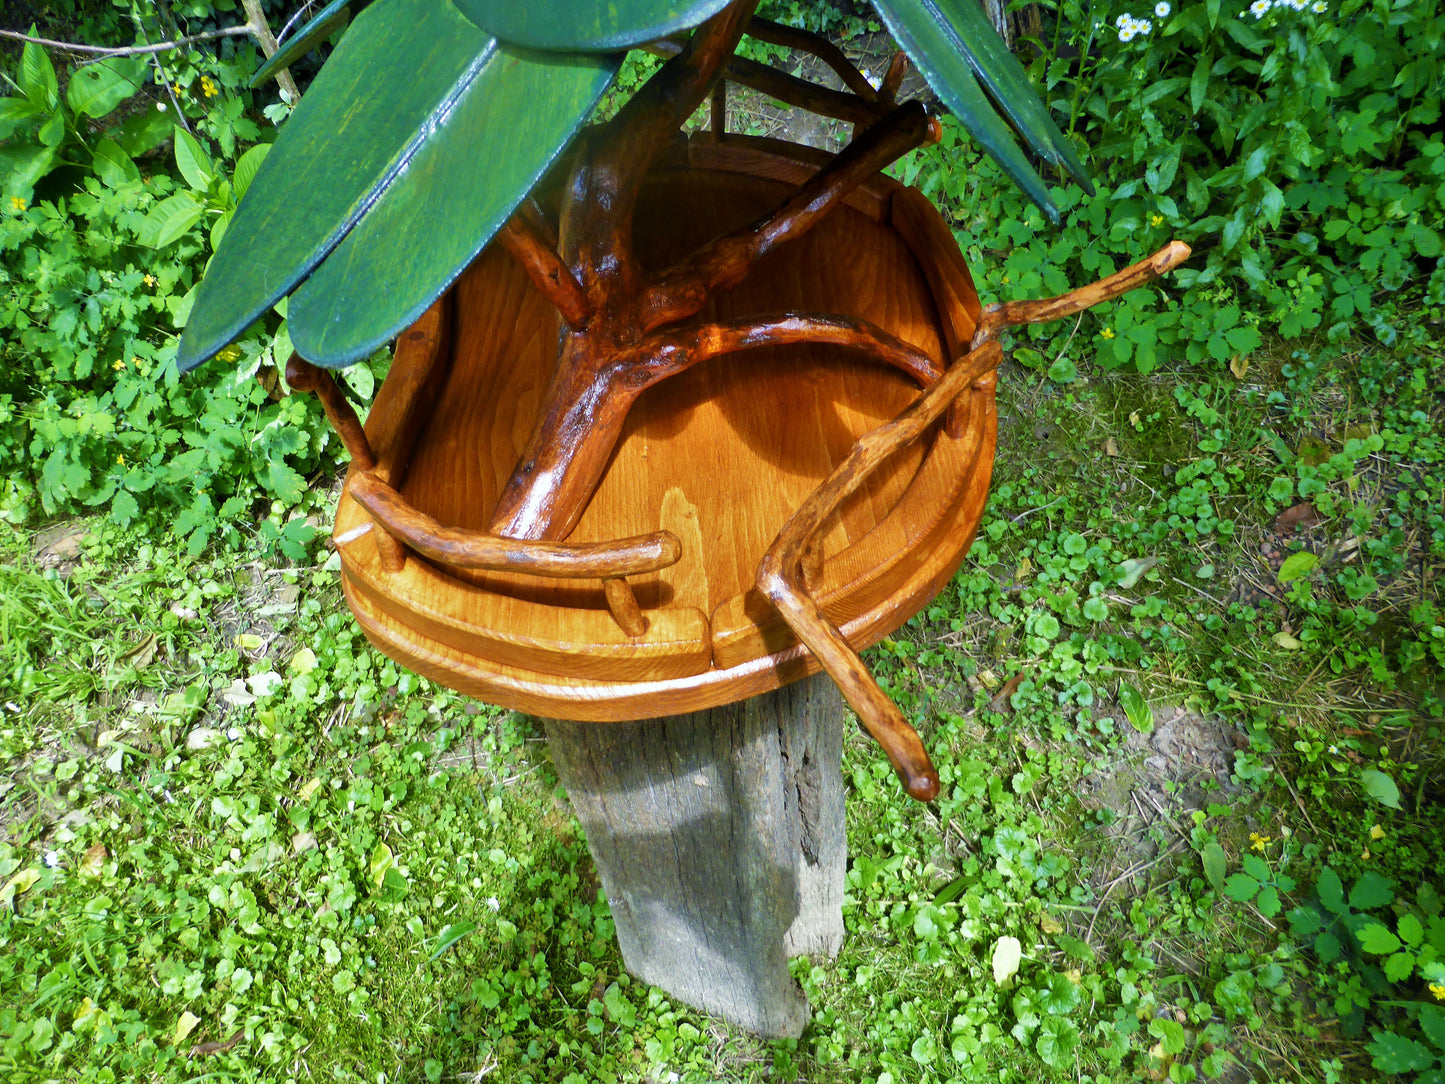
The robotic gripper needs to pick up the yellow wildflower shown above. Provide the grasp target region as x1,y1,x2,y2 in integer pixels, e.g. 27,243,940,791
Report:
116,454,124,466
1369,824,1384,841
1100,327,1116,340
1150,213,1164,226
113,359,126,371
9,196,26,213
200,76,218,98
1250,832,1273,851
144,274,156,287
1431,984,1445,1001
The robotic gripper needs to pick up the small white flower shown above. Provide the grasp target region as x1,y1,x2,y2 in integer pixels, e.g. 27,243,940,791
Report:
1250,0,1271,16
1119,26,1135,40
1312,1,1326,10
1139,18,1152,32
1155,1,1170,14
486,897,500,912
44,851,61,869
1116,12,1132,26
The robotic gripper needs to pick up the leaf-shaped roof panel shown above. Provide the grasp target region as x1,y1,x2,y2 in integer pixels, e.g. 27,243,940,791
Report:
178,0,495,372
289,46,617,366
872,0,1093,218
451,0,733,50
250,0,354,88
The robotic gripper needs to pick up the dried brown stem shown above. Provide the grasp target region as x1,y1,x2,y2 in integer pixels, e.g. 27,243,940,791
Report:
646,39,882,127
745,17,878,101
285,355,375,470
629,314,943,388
0,25,251,55
641,102,933,330
489,311,941,540
757,340,1005,801
976,241,1191,339
499,209,591,328
349,470,681,577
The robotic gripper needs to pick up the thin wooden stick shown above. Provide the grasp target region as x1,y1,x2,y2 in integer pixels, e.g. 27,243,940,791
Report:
640,102,934,330
646,39,882,127
499,210,591,328
744,17,878,101
710,77,727,142
284,355,375,470
349,470,681,578
976,241,1191,340
0,25,251,56
627,313,943,388
757,341,1004,802
603,577,648,637
879,52,909,105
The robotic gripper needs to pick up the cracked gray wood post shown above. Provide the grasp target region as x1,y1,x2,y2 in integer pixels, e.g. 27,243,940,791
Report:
540,674,846,1039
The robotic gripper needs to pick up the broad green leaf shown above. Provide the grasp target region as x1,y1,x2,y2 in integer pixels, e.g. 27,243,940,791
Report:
1315,931,1341,962
92,138,140,188
110,104,173,158
0,143,57,200
1118,682,1153,734
37,109,65,148
1201,841,1227,893
1241,853,1270,881
20,34,58,109
1361,768,1402,810
232,143,271,202
1384,950,1416,983
252,0,354,87
0,96,44,140
1276,550,1318,583
1115,555,1157,589
65,56,147,120
1399,913,1425,947
453,0,732,50
872,0,1092,217
289,43,616,365
147,193,205,248
1149,1018,1186,1056
1223,872,1258,902
173,126,214,191
1035,1017,1079,1069
1359,922,1402,955
1316,867,1345,913
1349,871,1396,912
1051,932,1094,961
1256,884,1281,917
1420,1005,1445,1054
1367,1030,1435,1074
424,919,476,965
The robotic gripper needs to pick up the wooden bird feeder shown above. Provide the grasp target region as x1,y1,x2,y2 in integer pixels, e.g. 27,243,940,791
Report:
184,0,1188,1038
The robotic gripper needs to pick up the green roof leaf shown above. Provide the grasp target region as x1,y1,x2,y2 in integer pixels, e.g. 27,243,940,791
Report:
289,45,617,366
178,0,504,371
251,0,355,88
872,0,1093,219
451,0,733,50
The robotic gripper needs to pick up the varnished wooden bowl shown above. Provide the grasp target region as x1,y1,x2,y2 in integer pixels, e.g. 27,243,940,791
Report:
331,136,994,721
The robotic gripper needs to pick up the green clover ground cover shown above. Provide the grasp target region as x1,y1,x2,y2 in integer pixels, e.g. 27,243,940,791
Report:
2,0,1443,1079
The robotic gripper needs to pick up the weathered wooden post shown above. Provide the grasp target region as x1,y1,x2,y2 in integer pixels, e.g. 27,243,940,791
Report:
177,0,1189,1038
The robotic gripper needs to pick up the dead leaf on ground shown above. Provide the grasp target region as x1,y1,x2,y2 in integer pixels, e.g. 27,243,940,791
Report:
79,843,106,878
190,1029,244,1058
1229,354,1249,379
1105,436,1120,457
33,522,87,569
989,673,1027,712
1274,502,1323,535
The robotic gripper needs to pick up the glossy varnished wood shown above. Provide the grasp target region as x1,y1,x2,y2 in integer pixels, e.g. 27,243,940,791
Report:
332,140,996,714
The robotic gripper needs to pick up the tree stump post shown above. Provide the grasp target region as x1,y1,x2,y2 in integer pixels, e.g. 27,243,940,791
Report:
540,673,846,1040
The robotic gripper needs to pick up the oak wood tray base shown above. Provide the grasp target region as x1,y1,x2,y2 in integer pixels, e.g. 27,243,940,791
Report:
332,136,994,721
